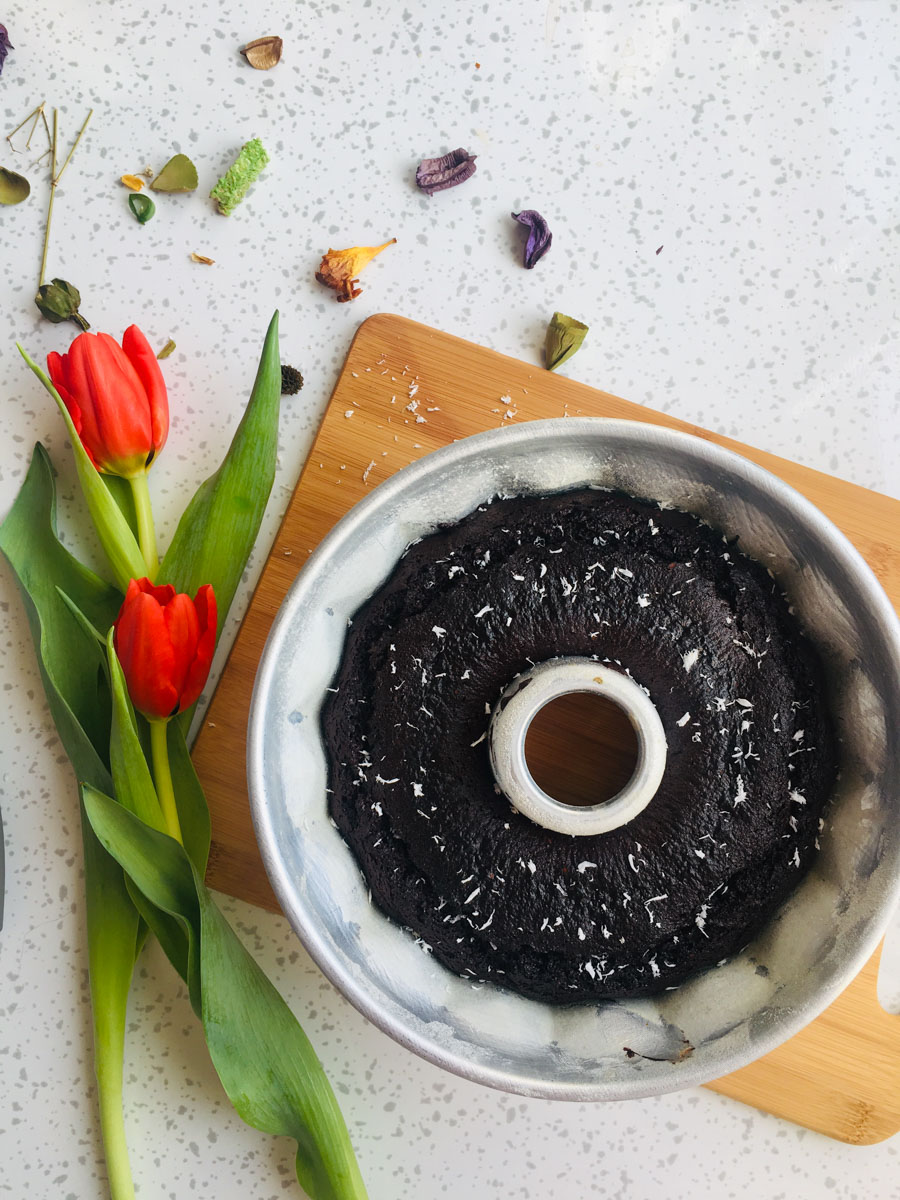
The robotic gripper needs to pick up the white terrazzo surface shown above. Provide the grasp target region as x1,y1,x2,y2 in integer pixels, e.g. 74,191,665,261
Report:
1,2,899,1197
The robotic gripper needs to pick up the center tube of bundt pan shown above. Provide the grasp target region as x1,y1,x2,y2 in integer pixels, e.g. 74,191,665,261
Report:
488,657,668,836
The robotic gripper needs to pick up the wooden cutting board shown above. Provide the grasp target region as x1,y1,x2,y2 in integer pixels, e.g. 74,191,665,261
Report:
193,313,900,1146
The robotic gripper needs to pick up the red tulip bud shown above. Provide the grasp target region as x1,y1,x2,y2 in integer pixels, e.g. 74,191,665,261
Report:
114,578,216,721
47,325,168,477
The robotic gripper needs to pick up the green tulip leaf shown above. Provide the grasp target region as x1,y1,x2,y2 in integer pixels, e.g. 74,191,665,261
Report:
150,153,198,193
100,474,140,542
83,787,369,1200
159,310,281,673
0,165,31,205
128,192,156,224
0,444,143,1198
166,717,211,875
0,444,123,767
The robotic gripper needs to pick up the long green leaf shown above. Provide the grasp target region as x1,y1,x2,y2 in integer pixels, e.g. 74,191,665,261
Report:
83,788,369,1200
166,718,211,875
0,445,123,771
18,347,147,591
0,444,141,1200
86,783,202,1010
159,310,281,629
105,635,209,1003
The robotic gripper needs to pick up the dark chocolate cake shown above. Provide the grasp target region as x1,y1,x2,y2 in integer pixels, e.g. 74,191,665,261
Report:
322,489,836,1003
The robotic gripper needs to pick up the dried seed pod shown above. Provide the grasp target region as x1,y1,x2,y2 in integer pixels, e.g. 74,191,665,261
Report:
120,174,145,191
151,153,199,193
0,166,30,205
415,147,477,196
190,252,215,265
0,24,12,76
280,365,304,395
128,194,156,224
241,36,283,70
544,311,588,372
511,209,552,269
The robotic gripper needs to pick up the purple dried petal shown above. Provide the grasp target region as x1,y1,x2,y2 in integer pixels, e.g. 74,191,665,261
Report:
512,209,552,269
0,25,12,75
416,147,477,196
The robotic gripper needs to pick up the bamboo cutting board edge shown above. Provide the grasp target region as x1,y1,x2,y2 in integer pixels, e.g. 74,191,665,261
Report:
193,312,900,1146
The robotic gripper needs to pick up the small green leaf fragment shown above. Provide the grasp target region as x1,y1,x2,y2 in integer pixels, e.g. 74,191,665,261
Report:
157,338,176,360
150,152,199,193
0,165,30,205
544,311,589,372
210,138,269,216
128,192,156,224
35,277,90,330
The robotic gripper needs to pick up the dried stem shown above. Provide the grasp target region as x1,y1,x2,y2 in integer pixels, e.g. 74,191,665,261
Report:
6,102,43,148
38,110,58,289
55,108,93,186
36,107,93,290
24,105,43,150
6,102,52,159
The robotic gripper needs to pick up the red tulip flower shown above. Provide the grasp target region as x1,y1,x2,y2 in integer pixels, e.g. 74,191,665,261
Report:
47,325,168,478
114,578,217,721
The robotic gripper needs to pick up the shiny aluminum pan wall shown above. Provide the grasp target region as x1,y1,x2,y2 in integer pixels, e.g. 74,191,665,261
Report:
248,419,900,1099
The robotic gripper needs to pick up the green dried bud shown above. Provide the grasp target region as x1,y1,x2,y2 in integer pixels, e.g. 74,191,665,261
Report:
210,138,269,216
35,278,90,330
544,311,588,372
280,364,304,395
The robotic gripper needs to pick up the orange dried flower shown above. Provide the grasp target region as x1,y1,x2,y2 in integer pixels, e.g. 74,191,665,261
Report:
315,238,396,302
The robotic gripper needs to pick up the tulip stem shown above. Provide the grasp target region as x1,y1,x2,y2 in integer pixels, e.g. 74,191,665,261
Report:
149,720,182,844
128,472,159,580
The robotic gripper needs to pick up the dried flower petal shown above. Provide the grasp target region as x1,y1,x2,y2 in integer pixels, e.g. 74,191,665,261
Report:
0,166,30,206
511,209,552,269
120,174,144,191
190,252,215,265
544,311,588,372
157,339,176,360
128,193,156,224
35,278,90,331
415,148,477,196
151,153,199,193
210,138,269,216
241,36,283,70
315,239,396,303
280,364,304,395
0,24,12,76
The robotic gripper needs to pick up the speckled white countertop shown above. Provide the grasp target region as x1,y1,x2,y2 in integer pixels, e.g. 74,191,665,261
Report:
1,2,899,1197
